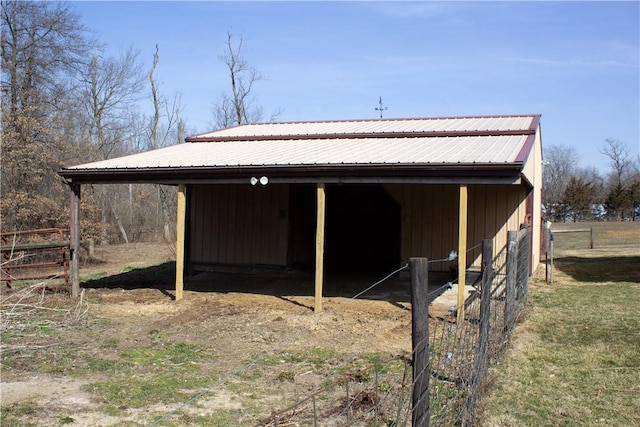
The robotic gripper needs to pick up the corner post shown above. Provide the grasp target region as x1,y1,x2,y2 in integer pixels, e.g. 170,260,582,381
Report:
69,183,81,297
457,184,468,323
314,183,326,313
175,184,186,301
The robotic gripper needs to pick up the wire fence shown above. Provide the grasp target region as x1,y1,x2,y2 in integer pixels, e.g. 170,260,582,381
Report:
427,226,531,426
147,227,531,426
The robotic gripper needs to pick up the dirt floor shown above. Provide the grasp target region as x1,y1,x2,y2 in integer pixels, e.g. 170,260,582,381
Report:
1,242,450,426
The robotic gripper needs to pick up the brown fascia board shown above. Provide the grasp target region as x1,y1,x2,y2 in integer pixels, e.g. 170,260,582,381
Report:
58,162,523,185
186,128,537,143
514,129,540,163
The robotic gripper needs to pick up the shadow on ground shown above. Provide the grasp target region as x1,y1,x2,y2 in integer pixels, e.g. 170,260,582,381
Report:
81,262,456,306
553,256,640,283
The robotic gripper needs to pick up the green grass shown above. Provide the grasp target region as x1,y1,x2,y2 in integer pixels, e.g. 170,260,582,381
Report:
86,343,218,409
552,221,640,250
480,248,640,426
89,371,217,409
82,270,108,281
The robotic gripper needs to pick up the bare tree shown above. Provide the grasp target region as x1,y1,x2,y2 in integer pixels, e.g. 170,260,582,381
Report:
600,138,637,220
78,48,145,243
601,138,632,187
211,31,280,129
147,44,181,242
542,145,580,220
0,0,95,231
82,47,144,160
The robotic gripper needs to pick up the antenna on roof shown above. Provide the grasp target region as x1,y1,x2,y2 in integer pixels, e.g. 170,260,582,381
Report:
375,96,388,119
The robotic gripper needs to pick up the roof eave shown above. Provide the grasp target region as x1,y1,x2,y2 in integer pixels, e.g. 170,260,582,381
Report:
58,162,523,185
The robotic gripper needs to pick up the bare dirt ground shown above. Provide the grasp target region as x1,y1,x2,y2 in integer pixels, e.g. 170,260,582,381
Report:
1,242,424,426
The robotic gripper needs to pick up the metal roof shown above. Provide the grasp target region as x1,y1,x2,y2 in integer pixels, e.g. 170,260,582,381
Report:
187,115,539,141
60,115,541,184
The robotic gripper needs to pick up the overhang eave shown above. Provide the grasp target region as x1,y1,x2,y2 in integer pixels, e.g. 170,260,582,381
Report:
58,163,524,185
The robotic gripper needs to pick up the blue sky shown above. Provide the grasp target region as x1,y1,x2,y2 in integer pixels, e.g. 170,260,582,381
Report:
74,1,639,172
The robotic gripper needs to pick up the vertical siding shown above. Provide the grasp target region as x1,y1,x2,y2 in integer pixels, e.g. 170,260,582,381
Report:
469,184,527,268
385,183,527,271
188,182,529,272
189,184,289,266
385,184,459,271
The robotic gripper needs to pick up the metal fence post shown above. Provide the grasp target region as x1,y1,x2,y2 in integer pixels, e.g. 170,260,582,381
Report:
410,257,430,427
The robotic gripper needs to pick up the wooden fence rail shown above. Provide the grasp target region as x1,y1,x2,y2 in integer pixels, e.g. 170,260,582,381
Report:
552,227,594,249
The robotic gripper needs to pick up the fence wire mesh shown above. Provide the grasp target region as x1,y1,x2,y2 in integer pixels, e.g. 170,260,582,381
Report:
149,228,531,426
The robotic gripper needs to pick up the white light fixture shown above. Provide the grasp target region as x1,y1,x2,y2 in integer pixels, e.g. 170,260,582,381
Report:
250,177,258,186
259,176,269,186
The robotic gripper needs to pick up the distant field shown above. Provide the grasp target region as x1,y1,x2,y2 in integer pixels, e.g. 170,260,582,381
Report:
480,221,640,426
551,221,640,251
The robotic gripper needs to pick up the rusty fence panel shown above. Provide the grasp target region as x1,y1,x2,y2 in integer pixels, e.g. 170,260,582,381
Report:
1,228,70,291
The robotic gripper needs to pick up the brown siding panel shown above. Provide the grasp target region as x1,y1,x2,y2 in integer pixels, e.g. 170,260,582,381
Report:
189,184,289,267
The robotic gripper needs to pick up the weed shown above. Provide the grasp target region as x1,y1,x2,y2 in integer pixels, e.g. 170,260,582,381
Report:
120,342,204,367
148,328,165,340
101,338,118,349
58,415,74,424
276,370,295,382
173,409,245,426
86,358,119,373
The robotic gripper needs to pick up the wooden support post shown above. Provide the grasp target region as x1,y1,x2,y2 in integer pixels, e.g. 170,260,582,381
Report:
590,227,594,249
410,257,430,427
69,183,81,297
314,183,326,313
457,184,468,323
175,184,186,301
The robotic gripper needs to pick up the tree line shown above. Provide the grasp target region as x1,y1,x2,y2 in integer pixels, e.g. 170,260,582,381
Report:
2,1,638,246
543,138,640,222
1,1,270,244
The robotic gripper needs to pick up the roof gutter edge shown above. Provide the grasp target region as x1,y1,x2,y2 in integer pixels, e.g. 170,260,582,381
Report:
58,162,523,184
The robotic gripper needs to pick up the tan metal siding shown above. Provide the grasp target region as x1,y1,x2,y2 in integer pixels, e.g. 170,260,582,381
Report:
188,184,289,266
385,183,527,272
523,126,543,271
468,184,527,268
385,184,459,271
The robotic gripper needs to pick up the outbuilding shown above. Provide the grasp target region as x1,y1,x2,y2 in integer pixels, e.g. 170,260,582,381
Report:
59,114,543,311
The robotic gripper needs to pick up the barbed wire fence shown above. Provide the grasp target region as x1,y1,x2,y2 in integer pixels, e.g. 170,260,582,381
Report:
148,226,531,426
